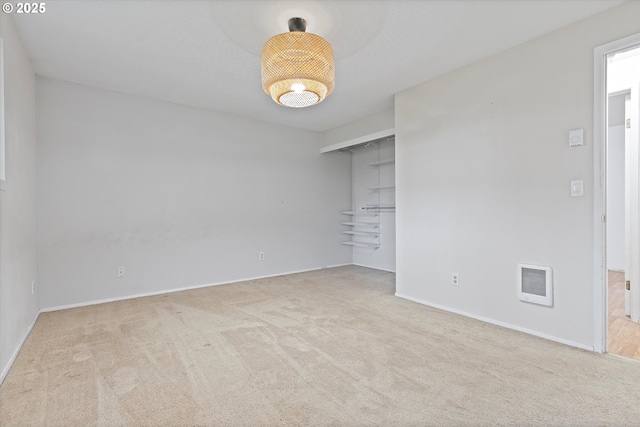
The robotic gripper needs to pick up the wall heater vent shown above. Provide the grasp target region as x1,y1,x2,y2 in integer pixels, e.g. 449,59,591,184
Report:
518,263,553,306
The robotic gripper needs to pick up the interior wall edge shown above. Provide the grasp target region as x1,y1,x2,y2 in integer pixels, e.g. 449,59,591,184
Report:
0,310,40,386
0,12,39,386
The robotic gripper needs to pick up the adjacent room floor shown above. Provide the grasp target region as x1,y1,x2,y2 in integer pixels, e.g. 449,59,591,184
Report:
608,270,640,361
2,266,640,426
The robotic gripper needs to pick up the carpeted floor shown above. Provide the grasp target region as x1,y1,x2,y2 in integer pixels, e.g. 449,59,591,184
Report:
1,265,640,426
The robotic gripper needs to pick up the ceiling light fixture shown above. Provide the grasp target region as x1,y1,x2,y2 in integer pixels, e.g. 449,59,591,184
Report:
261,18,335,108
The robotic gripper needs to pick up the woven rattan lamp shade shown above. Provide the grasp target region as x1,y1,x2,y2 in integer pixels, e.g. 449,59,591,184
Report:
261,19,335,108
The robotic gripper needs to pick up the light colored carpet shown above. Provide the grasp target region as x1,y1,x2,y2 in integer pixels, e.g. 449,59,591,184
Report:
1,265,640,426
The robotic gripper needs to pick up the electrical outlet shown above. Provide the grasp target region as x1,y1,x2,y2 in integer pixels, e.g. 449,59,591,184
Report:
452,273,459,286
117,266,125,278
259,252,265,261
31,280,35,295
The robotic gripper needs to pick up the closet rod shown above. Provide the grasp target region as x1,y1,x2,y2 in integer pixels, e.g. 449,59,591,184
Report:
361,206,396,210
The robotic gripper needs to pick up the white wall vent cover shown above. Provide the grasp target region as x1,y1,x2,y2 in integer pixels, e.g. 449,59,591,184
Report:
518,263,553,306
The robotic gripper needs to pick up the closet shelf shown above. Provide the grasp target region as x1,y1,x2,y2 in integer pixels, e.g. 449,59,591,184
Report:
340,211,378,217
340,241,380,248
341,222,379,228
342,231,379,236
369,159,395,167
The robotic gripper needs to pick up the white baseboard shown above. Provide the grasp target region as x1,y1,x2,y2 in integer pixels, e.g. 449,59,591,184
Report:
322,263,353,269
608,352,640,364
352,263,396,273
395,292,594,352
1,310,41,386
6,265,353,383
2,270,598,385
41,266,337,313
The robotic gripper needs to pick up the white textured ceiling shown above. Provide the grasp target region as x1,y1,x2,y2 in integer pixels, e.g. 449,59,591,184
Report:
10,0,622,132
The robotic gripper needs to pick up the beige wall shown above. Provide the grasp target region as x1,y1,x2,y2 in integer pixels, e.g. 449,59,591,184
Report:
36,78,351,309
395,2,640,349
0,15,39,381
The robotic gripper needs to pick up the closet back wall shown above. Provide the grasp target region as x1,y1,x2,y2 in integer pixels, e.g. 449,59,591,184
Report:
37,78,351,309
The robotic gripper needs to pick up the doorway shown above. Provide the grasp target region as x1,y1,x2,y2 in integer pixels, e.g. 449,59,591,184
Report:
602,42,640,360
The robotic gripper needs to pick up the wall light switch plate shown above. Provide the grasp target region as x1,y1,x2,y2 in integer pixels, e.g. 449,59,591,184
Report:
569,129,584,147
571,180,584,197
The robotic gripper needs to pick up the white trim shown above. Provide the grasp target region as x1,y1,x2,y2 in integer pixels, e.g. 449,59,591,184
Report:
320,128,395,153
395,293,594,352
352,262,395,273
0,36,6,188
593,32,640,354
1,310,40,386
607,352,640,365
594,39,607,354
40,266,340,313
322,263,353,269
2,264,355,381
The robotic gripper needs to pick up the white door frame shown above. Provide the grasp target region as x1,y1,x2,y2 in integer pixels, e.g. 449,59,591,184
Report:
593,32,640,353
629,82,640,323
